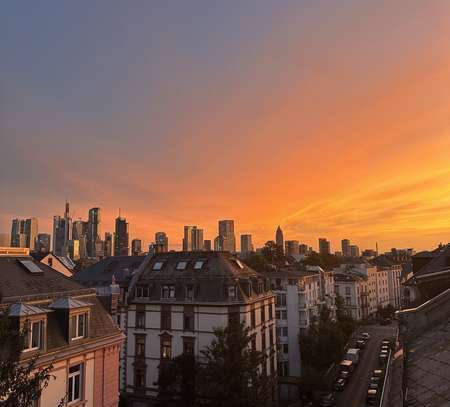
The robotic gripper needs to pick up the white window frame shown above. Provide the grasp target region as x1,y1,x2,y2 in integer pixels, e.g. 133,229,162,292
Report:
23,320,43,352
161,285,175,299
153,261,164,271
71,313,86,340
176,261,188,270
185,285,194,300
193,260,204,270
228,286,237,300
68,363,83,404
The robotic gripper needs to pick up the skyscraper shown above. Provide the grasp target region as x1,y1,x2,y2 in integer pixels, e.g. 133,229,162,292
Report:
203,240,212,251
350,245,360,257
11,217,38,250
104,232,113,257
87,207,101,258
52,202,72,256
240,234,254,254
114,215,129,256
155,232,169,252
299,243,309,255
131,239,142,256
285,240,299,256
341,239,351,257
275,226,284,253
72,220,88,240
318,238,331,255
217,220,236,252
183,226,204,251
36,233,51,254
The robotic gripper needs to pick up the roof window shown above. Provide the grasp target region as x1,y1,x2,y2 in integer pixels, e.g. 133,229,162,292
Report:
153,261,164,271
193,260,205,270
176,261,188,270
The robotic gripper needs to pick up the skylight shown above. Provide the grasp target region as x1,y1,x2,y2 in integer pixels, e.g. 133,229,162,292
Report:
193,260,205,270
153,261,164,271
176,261,188,270
19,260,43,274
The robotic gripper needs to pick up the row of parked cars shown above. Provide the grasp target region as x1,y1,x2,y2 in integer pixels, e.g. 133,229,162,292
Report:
319,333,370,406
366,338,392,405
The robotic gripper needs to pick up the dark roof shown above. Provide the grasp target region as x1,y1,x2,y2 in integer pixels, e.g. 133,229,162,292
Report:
370,255,397,268
30,252,47,261
0,256,121,354
133,251,272,303
414,244,450,277
73,255,145,286
0,256,85,300
264,269,318,279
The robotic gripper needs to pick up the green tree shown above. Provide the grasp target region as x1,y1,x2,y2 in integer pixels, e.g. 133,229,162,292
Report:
0,304,55,407
261,241,284,264
199,321,275,407
156,354,198,407
242,254,270,273
335,295,356,339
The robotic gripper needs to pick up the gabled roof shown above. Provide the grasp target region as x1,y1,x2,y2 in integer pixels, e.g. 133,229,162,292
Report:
73,255,144,286
49,296,92,310
8,302,51,317
370,255,396,268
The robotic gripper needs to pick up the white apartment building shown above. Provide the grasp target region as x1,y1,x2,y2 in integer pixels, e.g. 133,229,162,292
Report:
120,251,276,406
371,256,402,309
267,267,335,403
333,272,369,320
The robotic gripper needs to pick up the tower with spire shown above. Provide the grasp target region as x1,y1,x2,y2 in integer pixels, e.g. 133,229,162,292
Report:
276,225,284,254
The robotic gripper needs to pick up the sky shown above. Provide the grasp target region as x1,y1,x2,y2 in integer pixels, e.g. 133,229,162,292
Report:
1,1,450,252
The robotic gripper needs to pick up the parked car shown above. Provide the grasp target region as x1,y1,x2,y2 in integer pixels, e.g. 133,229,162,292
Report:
339,370,350,380
319,392,335,407
332,378,346,391
367,389,378,405
339,360,354,374
381,339,392,348
380,318,392,325
373,369,384,378
356,339,366,349
345,348,360,365
379,352,388,365
369,380,379,390
361,332,371,340
370,375,381,385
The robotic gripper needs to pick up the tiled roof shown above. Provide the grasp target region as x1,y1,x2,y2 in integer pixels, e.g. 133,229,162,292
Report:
73,255,144,286
0,256,86,300
414,244,450,277
132,251,272,303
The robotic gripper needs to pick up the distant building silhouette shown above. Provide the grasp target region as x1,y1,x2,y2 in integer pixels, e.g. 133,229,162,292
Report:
276,226,284,254
217,220,236,252
183,226,204,251
87,207,102,258
318,238,331,255
155,232,168,252
240,234,254,254
131,239,142,256
341,239,351,257
11,217,38,250
114,215,129,256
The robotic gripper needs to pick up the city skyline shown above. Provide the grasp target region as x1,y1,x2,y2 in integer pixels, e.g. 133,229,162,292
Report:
2,2,450,252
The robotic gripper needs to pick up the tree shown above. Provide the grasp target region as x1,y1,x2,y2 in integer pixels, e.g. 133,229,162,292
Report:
261,241,284,264
242,254,270,273
0,303,55,407
335,295,356,339
156,354,198,407
199,321,275,407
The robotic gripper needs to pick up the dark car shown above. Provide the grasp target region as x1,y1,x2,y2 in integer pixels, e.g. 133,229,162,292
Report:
356,339,366,349
339,370,350,380
361,332,371,340
369,381,379,390
367,389,378,405
381,339,392,348
332,378,346,391
319,392,335,407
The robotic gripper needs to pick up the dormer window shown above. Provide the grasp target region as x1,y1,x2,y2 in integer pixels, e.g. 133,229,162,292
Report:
176,261,188,270
153,261,164,271
161,285,175,299
23,320,44,351
70,313,87,340
228,285,237,300
135,286,149,298
185,285,194,300
193,260,205,270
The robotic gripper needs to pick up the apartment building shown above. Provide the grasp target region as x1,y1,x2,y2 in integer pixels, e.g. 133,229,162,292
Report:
371,256,402,309
333,272,369,320
266,267,335,403
120,251,276,406
0,248,123,407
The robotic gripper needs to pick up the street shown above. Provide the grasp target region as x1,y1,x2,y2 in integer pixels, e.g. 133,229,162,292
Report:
334,324,397,407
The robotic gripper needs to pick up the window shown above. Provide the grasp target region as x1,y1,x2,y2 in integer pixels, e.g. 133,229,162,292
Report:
280,310,287,320
161,307,171,331
250,309,256,328
134,368,146,389
283,343,289,354
269,329,274,346
261,330,266,350
152,261,164,271
345,287,351,296
275,278,281,288
251,336,256,351
270,356,275,375
275,310,280,320
176,261,188,270
228,286,237,300
161,285,175,299
278,361,289,377
193,260,205,270
70,313,86,340
268,304,273,320
282,327,288,337
23,320,43,351
184,312,194,331
185,285,194,300
135,286,149,298
135,336,145,357
183,337,195,355
261,306,266,323
345,297,351,306
161,338,172,359
276,293,286,307
136,311,145,329
68,364,83,404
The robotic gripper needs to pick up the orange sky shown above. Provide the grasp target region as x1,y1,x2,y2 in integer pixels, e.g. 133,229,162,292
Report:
1,2,450,252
